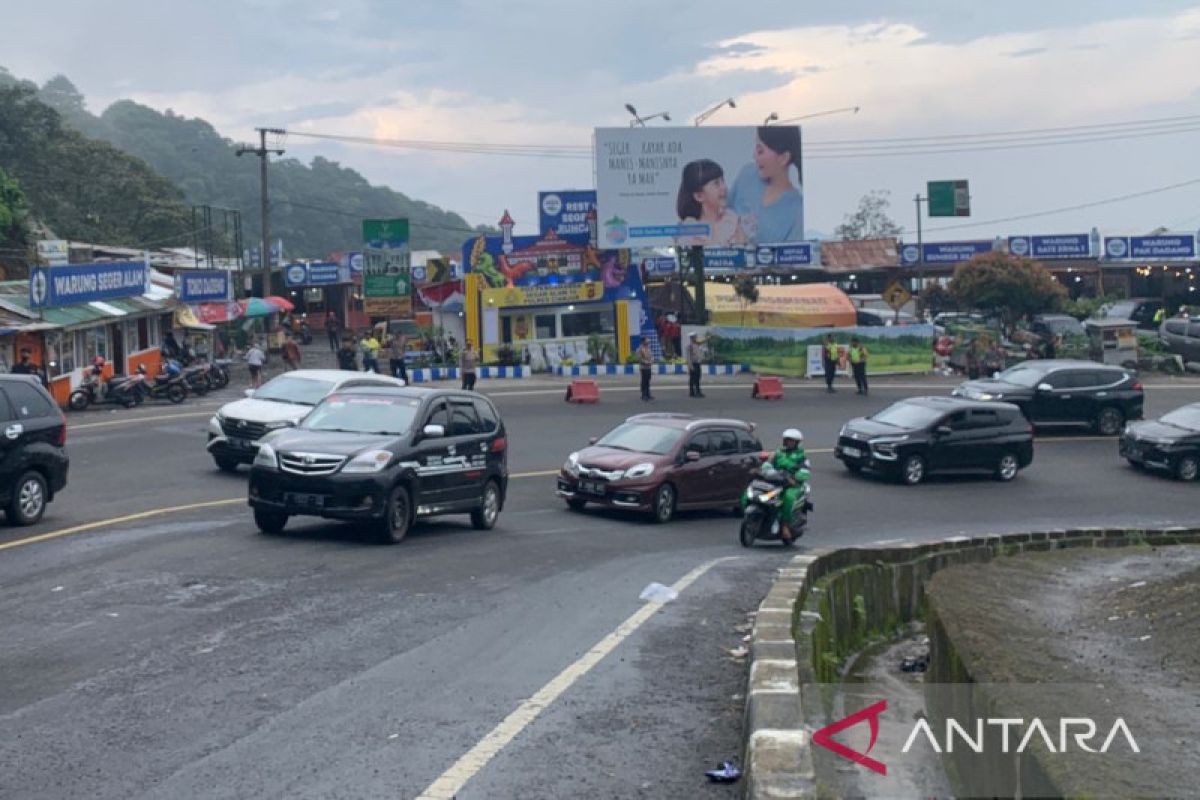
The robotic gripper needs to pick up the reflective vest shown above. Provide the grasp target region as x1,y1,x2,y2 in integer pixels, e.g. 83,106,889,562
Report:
849,345,867,364
825,342,838,361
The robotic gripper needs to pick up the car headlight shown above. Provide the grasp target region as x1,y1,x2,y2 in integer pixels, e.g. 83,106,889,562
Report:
253,443,278,469
871,435,908,452
264,419,294,431
624,463,655,480
564,452,580,475
342,449,393,473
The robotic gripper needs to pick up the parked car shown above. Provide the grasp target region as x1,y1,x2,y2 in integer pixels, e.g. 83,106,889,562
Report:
557,413,763,523
834,396,1033,485
1119,402,1200,481
1102,298,1164,331
248,386,507,543
1030,313,1085,341
207,369,405,472
952,359,1143,435
1158,317,1200,363
857,308,920,327
0,375,69,524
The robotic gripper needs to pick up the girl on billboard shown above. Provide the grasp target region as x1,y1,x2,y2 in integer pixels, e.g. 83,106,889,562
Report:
675,159,746,247
728,126,803,243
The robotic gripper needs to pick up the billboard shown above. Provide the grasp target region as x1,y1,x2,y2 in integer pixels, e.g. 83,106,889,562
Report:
1008,234,1092,260
175,270,231,303
538,190,597,238
1104,234,1197,260
29,261,148,309
594,126,803,248
362,219,411,318
900,241,995,266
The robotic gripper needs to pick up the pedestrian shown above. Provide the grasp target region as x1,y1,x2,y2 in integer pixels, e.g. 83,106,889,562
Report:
325,311,340,353
638,337,654,401
393,334,409,383
10,349,35,376
360,331,380,373
460,339,478,391
245,339,266,389
282,331,301,371
687,331,705,398
848,337,869,395
337,337,358,371
822,334,839,393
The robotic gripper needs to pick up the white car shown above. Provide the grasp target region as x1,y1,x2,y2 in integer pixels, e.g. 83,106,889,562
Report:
206,369,405,472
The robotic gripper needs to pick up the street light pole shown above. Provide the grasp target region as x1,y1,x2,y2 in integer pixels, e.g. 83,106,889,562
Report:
765,106,861,125
237,128,284,297
694,98,736,126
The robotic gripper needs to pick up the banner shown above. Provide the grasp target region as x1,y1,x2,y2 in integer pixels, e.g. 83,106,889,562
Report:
1008,234,1092,260
29,261,147,309
702,282,857,328
594,126,804,248
539,190,597,238
36,240,69,266
703,324,935,377
362,219,411,317
1104,234,1197,260
175,270,230,303
284,262,342,287
900,241,994,266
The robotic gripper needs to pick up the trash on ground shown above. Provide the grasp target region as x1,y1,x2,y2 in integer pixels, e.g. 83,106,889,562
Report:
900,653,929,673
704,761,742,783
1128,580,1147,589
639,583,679,603
729,645,749,659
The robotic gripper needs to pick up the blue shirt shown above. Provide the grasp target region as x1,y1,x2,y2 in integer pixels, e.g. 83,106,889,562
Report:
728,163,804,243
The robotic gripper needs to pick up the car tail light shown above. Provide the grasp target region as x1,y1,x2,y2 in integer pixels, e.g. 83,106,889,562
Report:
492,436,507,453
1132,381,1144,392
56,412,67,446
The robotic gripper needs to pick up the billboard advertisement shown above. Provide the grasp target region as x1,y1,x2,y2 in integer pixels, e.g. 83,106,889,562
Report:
362,219,411,318
594,126,803,248
538,190,597,238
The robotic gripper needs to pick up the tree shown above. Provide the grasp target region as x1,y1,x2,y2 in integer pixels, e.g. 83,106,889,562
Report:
835,190,903,240
917,283,954,319
949,252,1066,335
733,274,760,327
0,166,30,277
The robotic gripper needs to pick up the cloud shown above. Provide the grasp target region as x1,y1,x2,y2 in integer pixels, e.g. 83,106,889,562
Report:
1005,46,1048,58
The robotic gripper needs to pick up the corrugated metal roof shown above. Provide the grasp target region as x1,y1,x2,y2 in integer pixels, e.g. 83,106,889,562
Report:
820,238,900,273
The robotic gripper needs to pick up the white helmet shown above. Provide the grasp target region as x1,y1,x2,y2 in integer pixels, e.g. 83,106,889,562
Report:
782,428,803,445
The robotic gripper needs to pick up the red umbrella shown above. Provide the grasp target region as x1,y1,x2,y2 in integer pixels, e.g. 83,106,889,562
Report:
262,295,296,312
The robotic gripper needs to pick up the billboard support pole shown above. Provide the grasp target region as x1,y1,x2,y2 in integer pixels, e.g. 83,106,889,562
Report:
914,193,926,293
690,245,706,324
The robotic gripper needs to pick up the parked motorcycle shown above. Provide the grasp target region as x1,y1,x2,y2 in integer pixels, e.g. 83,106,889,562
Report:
134,364,188,404
207,359,231,389
181,362,211,395
739,463,812,547
68,372,144,410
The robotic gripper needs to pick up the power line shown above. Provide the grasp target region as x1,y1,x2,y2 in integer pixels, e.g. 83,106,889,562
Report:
925,177,1200,232
276,199,493,237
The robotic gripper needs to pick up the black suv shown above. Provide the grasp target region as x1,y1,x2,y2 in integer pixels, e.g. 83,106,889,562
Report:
835,396,1033,485
952,359,1143,435
1119,402,1200,481
0,375,69,524
248,387,507,543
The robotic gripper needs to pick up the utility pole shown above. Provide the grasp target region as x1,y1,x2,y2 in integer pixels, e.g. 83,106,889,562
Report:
237,128,284,297
914,193,926,293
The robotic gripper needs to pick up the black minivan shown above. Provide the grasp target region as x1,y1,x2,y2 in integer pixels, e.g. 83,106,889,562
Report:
248,387,507,543
0,375,69,524
952,359,1143,435
835,396,1034,485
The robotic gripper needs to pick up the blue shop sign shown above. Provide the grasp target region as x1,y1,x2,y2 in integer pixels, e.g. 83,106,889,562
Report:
900,241,994,266
1008,234,1091,259
175,270,230,303
642,256,678,275
284,262,342,287
754,242,818,268
1104,235,1196,260
29,261,147,309
539,190,596,237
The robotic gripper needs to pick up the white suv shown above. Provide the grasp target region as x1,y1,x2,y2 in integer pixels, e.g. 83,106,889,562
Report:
207,369,405,472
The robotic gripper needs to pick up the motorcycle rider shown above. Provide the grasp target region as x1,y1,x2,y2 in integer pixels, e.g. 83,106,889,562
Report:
768,428,811,544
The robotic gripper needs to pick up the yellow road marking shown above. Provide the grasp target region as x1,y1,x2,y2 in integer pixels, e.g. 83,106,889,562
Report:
0,498,244,553
416,557,735,800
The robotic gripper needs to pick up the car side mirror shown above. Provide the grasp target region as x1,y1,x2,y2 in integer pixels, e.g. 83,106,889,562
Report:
588,436,599,445
423,424,445,439
1036,383,1053,392
685,450,701,462
244,389,255,398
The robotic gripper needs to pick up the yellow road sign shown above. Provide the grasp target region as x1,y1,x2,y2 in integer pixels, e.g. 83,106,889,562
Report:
882,281,912,311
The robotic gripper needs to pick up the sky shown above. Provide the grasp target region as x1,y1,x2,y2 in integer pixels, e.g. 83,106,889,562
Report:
5,1,1200,240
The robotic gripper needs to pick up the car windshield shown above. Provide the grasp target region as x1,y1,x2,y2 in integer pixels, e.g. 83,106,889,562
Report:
869,403,945,429
301,395,420,435
596,422,683,455
254,376,337,406
1043,318,1082,335
995,366,1047,387
1160,407,1200,432
1106,302,1135,319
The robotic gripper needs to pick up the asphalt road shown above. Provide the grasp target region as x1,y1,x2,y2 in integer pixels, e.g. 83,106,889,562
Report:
1,374,1198,799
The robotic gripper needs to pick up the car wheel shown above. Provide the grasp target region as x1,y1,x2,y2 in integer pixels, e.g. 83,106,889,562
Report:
471,480,501,530
214,456,241,473
1095,407,1124,436
900,454,926,486
7,471,47,526
565,497,588,511
1175,455,1199,482
652,483,676,524
253,508,288,535
995,452,1020,482
377,485,412,544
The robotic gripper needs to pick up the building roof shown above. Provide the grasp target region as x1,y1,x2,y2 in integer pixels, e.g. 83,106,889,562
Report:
820,238,899,273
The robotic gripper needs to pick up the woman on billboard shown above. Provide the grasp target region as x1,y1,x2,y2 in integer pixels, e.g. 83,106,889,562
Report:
728,126,803,243
675,159,746,247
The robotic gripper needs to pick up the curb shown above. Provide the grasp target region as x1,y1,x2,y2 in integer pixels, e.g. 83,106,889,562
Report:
552,363,752,377
741,527,1200,799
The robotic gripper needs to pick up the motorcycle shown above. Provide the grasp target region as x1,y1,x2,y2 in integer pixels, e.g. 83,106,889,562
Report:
739,463,813,548
181,362,212,395
135,365,188,404
68,371,144,411
298,320,313,345
207,359,231,389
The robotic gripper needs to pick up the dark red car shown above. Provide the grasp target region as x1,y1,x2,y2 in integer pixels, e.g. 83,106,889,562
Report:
556,413,764,523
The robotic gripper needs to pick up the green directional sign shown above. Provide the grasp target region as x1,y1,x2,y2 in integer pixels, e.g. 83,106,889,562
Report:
364,273,411,297
928,180,970,217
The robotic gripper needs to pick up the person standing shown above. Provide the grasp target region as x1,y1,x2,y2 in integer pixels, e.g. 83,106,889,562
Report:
687,332,705,398
325,311,340,353
245,340,266,389
10,349,35,376
638,337,654,401
336,337,358,371
360,331,380,373
848,337,869,395
822,334,839,393
393,334,409,383
460,340,478,391
282,332,301,372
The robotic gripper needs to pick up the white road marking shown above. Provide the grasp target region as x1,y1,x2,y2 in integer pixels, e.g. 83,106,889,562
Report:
415,556,738,800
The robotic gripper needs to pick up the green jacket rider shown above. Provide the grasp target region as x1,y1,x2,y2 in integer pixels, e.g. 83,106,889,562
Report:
744,427,811,542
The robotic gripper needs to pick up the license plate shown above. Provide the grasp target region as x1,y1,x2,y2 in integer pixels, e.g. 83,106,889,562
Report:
579,479,606,496
842,446,863,458
228,437,255,450
285,492,325,509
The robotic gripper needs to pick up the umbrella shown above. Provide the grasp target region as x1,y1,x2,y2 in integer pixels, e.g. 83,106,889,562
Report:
240,298,279,318
263,295,295,312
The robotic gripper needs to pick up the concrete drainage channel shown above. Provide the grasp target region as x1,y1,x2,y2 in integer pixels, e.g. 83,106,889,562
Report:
741,526,1200,799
